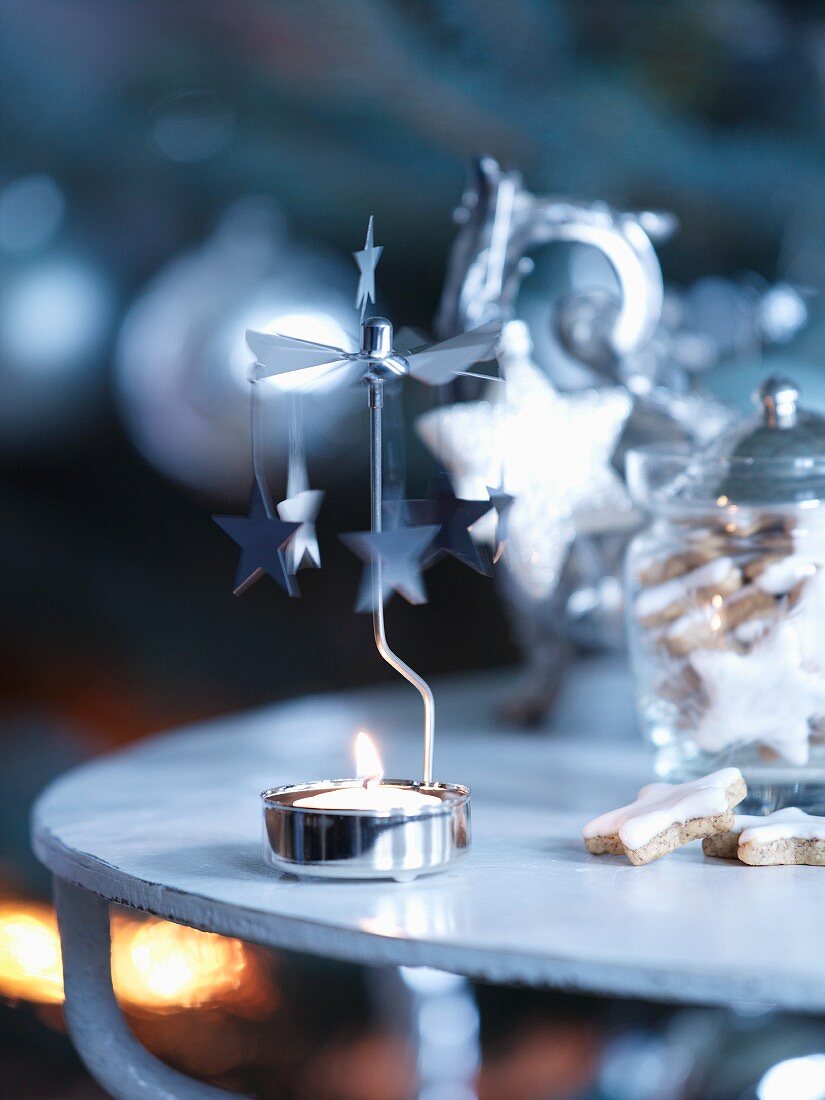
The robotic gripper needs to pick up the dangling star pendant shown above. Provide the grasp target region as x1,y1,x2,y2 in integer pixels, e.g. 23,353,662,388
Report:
277,488,324,574
213,482,302,597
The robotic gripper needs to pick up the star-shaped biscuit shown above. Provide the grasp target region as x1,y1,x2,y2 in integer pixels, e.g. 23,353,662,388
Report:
583,768,746,866
690,623,825,766
417,323,632,598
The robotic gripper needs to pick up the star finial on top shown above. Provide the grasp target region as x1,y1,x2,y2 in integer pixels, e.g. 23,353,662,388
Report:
353,216,383,320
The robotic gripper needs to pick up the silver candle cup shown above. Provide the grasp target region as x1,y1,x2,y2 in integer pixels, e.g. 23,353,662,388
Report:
261,780,470,881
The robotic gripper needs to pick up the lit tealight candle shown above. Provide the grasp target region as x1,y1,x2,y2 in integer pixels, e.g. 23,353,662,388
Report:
293,732,441,812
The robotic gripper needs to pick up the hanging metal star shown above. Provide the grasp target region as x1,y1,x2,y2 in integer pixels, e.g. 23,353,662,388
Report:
213,482,301,597
277,489,324,574
486,485,515,563
417,322,634,600
340,526,440,610
354,215,383,320
389,476,493,575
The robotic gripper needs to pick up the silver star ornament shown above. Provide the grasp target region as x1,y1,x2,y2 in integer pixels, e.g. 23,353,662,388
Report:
277,488,324,573
354,215,383,319
340,526,440,611
417,322,634,599
486,485,515,563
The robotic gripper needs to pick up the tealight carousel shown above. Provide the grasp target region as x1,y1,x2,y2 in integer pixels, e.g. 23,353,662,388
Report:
213,220,502,880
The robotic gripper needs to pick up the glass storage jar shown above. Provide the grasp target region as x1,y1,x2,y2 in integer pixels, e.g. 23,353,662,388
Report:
625,376,825,811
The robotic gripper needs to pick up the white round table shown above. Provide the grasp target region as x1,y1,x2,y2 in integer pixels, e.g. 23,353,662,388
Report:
32,657,825,1099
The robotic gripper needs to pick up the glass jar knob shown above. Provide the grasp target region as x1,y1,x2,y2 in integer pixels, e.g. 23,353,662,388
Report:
758,375,800,430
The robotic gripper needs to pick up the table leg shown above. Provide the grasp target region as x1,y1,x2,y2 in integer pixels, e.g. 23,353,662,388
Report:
54,878,240,1100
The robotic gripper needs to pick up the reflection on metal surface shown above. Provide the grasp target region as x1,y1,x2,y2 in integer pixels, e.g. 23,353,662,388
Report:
359,889,460,941
401,967,480,1100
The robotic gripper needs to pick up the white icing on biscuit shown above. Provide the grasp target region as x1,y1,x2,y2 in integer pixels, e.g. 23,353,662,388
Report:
635,557,737,620
582,768,743,852
790,568,825,671
730,807,810,832
754,555,816,595
738,807,825,844
733,617,773,645
690,623,825,765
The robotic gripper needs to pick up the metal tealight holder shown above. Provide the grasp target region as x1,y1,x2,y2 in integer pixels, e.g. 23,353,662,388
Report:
260,317,474,880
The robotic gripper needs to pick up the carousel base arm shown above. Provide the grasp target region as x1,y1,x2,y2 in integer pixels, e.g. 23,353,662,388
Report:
54,878,241,1100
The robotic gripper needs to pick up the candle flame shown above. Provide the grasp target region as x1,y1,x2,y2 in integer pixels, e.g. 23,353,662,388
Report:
355,731,384,788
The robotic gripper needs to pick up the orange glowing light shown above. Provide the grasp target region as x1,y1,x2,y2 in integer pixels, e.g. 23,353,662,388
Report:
0,902,63,1004
111,916,251,1013
0,900,271,1016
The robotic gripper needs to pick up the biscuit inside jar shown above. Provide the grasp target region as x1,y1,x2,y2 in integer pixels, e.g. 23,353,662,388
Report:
632,516,825,766
626,381,825,797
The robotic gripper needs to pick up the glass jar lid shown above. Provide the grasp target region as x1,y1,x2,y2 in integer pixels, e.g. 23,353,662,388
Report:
626,375,825,514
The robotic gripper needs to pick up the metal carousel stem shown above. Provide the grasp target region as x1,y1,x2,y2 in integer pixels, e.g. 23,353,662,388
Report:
368,375,435,784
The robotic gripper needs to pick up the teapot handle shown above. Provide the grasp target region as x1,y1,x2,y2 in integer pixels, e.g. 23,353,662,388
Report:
436,156,669,358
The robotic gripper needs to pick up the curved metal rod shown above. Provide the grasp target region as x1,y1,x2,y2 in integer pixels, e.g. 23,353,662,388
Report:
369,379,435,783
54,879,235,1100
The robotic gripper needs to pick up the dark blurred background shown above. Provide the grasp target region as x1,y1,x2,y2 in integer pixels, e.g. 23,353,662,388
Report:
4,2,825,1098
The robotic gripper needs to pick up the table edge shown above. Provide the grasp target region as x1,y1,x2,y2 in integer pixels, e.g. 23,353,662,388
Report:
32,814,825,1015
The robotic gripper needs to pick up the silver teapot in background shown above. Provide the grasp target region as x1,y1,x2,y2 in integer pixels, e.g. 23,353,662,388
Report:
436,155,669,365
435,158,807,723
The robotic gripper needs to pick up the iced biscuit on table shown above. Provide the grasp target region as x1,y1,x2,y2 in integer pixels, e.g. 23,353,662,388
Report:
582,768,746,866
701,826,743,859
702,807,817,859
737,809,825,866
635,557,742,628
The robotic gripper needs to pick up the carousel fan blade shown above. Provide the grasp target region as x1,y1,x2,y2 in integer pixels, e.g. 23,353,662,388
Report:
259,358,354,389
246,329,348,380
406,321,502,386
393,325,428,355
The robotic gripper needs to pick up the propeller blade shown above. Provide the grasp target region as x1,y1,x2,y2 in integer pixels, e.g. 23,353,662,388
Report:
246,329,348,380
406,321,502,386
393,325,428,355
286,359,351,391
